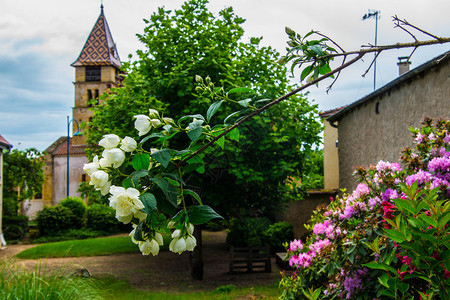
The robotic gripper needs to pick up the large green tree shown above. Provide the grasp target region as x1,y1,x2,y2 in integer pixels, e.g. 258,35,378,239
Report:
87,0,322,219
2,148,44,216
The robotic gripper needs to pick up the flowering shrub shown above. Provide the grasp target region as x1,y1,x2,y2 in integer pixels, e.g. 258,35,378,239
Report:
83,102,230,256
280,118,449,299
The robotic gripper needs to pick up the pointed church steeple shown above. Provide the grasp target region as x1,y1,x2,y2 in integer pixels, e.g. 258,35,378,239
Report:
71,5,122,145
71,5,121,68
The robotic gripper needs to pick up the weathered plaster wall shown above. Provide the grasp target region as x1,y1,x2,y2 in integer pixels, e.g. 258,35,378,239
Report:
53,155,88,205
276,191,335,239
338,60,450,191
323,120,339,190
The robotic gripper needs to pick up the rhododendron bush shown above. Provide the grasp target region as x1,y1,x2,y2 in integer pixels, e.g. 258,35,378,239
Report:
280,118,449,299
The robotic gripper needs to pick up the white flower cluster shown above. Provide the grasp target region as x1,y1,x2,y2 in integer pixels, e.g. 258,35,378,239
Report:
168,222,197,254
83,134,137,195
83,108,197,256
130,225,164,256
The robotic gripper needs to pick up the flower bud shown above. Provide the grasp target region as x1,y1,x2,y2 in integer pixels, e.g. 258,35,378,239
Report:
120,136,137,152
134,115,151,136
148,109,159,118
195,75,203,83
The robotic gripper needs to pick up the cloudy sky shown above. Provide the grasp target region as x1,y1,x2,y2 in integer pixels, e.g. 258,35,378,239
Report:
1,0,449,151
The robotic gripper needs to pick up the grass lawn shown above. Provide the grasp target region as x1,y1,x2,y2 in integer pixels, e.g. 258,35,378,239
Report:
95,276,280,299
16,235,171,259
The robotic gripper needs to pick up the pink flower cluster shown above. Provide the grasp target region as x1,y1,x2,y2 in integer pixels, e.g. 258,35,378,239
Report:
288,238,331,269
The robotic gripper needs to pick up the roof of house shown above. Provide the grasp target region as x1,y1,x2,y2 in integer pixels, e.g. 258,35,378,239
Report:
45,137,87,156
319,106,347,118
71,5,121,69
327,51,450,123
0,134,12,150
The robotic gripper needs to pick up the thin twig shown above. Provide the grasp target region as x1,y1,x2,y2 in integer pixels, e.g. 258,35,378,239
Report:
362,51,381,77
393,15,441,41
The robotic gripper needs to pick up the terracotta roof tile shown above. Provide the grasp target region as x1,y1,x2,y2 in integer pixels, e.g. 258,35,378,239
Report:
53,138,87,156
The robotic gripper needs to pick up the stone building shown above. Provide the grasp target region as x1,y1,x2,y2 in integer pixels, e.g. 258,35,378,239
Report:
31,5,122,216
0,134,13,245
326,51,450,191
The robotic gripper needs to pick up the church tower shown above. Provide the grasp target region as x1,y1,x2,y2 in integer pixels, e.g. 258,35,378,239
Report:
71,4,122,145
38,5,122,210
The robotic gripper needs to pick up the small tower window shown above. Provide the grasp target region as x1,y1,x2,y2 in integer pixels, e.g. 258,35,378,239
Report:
86,66,101,81
88,89,99,107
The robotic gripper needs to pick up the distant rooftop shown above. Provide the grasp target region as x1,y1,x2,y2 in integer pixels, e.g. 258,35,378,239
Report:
0,134,12,150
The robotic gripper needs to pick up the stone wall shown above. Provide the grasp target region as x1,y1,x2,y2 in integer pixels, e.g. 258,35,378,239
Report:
337,60,450,191
276,190,336,239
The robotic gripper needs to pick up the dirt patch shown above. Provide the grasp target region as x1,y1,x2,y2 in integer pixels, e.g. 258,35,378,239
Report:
0,231,283,292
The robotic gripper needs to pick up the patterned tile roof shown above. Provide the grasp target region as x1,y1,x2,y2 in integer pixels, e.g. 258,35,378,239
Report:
0,134,12,149
71,5,121,68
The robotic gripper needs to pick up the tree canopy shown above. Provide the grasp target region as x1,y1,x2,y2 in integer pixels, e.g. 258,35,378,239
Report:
86,0,322,219
2,148,44,216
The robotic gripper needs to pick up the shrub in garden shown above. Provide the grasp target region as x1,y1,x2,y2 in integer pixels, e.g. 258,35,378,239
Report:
3,215,28,241
280,118,449,299
59,196,87,229
36,206,74,236
263,222,294,252
86,204,127,234
226,217,271,247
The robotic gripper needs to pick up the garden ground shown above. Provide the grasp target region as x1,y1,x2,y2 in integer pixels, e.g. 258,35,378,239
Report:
0,231,283,293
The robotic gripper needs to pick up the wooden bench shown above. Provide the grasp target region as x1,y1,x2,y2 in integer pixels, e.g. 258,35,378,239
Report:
229,245,271,273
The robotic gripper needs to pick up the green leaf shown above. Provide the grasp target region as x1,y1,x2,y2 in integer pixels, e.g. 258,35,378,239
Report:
183,189,202,205
223,111,241,124
226,127,239,142
214,136,225,149
140,193,157,214
187,205,223,225
162,172,185,185
438,211,450,229
384,229,406,243
151,177,178,208
206,100,224,123
139,132,165,144
363,262,397,274
378,273,389,288
237,99,252,107
132,153,151,171
151,149,172,168
177,114,205,125
418,214,438,228
393,198,416,214
187,126,203,142
301,65,312,81
131,169,149,180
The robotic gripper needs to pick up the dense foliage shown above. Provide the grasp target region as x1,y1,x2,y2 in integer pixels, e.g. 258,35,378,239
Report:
280,118,449,299
59,197,87,229
36,197,126,239
226,217,293,250
86,0,322,219
2,148,44,215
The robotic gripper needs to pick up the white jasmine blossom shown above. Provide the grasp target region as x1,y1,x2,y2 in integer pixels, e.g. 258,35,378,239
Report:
104,148,126,168
134,115,151,136
83,155,99,176
120,136,137,152
99,134,121,150
109,186,145,224
89,170,111,195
